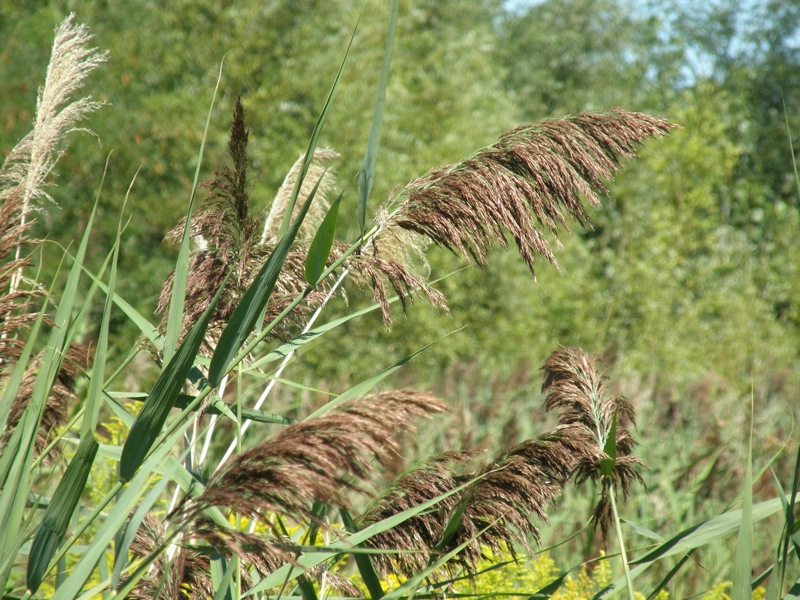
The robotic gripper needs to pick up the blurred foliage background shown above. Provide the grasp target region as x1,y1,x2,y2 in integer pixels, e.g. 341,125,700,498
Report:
2,0,799,579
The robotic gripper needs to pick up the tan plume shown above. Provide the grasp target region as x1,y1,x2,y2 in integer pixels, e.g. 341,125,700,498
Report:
261,149,340,243
390,109,676,277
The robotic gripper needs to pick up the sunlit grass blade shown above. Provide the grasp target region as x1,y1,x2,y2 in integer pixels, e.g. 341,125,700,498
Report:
295,575,320,600
600,411,618,478
82,209,126,436
247,476,478,596
305,193,341,285
26,434,99,593
243,300,387,372
604,496,800,597
341,508,384,599
210,554,237,600
435,487,475,552
211,18,361,386
277,15,360,239
118,275,227,482
110,469,172,591
208,189,316,387
645,553,694,600
357,0,398,237
0,203,97,591
528,571,570,598
120,391,292,425
381,522,494,600
53,423,228,598
76,260,161,346
163,55,227,365
0,302,46,453
632,497,794,565
306,330,460,421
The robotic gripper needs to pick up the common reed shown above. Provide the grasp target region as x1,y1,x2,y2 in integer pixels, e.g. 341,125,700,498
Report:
112,103,669,597
0,13,105,362
0,14,104,466
390,110,675,277
357,348,641,584
3,13,721,600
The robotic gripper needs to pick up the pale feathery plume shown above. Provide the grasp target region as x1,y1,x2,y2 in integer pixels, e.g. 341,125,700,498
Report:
0,14,106,359
261,148,340,243
0,11,107,228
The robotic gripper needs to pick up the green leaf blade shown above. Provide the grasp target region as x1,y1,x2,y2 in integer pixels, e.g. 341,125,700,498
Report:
118,278,226,482
341,508,384,599
304,194,341,285
358,0,399,236
26,435,99,593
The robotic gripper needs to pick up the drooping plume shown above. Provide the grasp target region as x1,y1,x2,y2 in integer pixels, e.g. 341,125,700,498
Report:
176,391,447,526
390,109,676,277
541,346,643,538
356,348,643,580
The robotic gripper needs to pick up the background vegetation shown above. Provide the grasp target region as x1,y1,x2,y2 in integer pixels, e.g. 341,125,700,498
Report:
1,0,799,597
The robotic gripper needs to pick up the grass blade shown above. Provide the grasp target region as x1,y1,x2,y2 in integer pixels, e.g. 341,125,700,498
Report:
208,190,315,387
341,508,384,599
246,475,478,596
26,434,99,593
243,300,387,372
277,15,360,239
82,213,125,436
211,17,361,386
163,55,227,364
632,497,791,565
357,0,399,237
305,193,341,285
0,303,46,448
110,468,172,591
0,203,97,590
118,275,227,482
305,332,458,421
53,453,185,598
75,260,161,345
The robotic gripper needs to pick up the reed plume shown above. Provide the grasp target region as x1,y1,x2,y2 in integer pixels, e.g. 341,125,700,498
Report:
159,97,449,344
176,391,446,526
0,13,105,362
154,392,444,596
356,348,642,582
389,109,676,277
158,99,339,346
541,346,643,539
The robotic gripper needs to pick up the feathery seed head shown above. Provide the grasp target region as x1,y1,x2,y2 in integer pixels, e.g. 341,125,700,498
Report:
262,148,340,243
390,110,676,277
